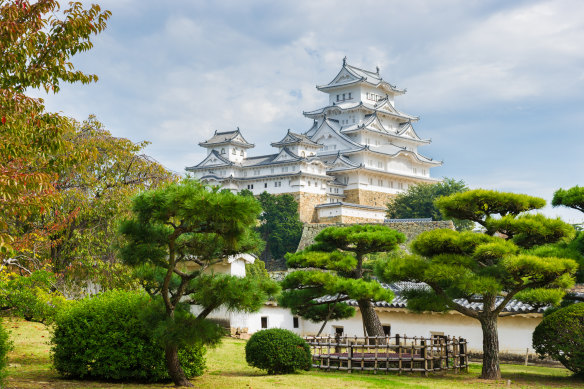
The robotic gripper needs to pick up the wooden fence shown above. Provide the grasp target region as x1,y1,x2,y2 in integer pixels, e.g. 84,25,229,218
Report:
304,334,468,376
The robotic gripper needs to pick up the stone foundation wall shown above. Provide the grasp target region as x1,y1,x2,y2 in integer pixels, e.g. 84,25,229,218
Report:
297,220,455,251
344,189,397,207
289,192,328,223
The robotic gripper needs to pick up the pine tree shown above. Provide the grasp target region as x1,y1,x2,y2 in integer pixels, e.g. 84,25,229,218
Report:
280,224,405,337
376,189,578,380
119,179,279,387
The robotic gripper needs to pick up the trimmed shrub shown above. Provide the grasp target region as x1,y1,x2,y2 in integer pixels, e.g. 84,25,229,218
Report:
533,302,584,375
245,328,311,374
51,289,205,382
0,320,13,386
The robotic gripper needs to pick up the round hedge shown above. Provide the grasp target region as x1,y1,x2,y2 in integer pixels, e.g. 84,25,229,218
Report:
245,328,311,374
533,302,584,375
0,320,12,386
51,289,205,382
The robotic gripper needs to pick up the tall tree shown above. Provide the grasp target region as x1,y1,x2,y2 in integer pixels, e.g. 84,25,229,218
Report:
0,0,110,254
376,189,577,380
256,192,303,260
386,178,474,231
119,179,279,387
553,186,584,214
280,224,405,337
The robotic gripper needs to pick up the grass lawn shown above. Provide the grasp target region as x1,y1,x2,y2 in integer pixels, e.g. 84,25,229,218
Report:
4,317,583,388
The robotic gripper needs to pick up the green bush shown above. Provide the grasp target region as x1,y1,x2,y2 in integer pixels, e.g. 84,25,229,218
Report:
51,289,205,382
245,328,311,374
0,320,13,386
533,303,584,375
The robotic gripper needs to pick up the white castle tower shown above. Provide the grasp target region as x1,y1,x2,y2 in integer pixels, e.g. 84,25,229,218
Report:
187,58,441,223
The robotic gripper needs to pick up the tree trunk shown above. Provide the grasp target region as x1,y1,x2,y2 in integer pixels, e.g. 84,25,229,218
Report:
357,299,385,337
479,315,501,380
165,343,193,387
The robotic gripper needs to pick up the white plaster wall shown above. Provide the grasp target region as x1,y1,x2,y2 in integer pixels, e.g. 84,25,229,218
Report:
251,306,542,354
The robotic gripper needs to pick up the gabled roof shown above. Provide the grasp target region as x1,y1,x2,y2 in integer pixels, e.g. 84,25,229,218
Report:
241,147,305,167
186,150,233,171
303,100,418,122
343,145,442,166
327,152,362,172
271,130,322,148
307,118,365,153
316,58,406,95
199,128,254,149
341,115,430,144
396,121,428,142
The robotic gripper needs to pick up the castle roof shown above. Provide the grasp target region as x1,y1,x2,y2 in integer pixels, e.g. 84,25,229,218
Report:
199,128,254,149
303,99,418,122
271,130,322,148
341,114,429,144
316,59,406,95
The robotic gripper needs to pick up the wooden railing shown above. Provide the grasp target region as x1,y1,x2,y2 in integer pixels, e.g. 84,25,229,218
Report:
304,334,468,375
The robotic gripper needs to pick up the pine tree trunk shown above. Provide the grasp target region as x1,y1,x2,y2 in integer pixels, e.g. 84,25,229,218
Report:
357,299,385,337
479,315,501,380
165,343,193,387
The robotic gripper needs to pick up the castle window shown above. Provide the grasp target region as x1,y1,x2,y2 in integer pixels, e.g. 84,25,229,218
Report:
368,178,373,185
348,92,352,99
261,317,268,329
378,179,383,186
240,150,244,156
383,325,391,336
293,317,299,328
221,148,225,154
270,168,274,174
282,166,288,173
342,93,346,100
232,148,236,155
389,181,394,188
336,94,340,101
264,183,267,188
378,161,383,168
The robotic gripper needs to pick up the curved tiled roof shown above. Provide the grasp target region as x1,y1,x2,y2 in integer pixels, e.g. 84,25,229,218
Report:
316,60,405,95
199,129,254,148
319,282,545,314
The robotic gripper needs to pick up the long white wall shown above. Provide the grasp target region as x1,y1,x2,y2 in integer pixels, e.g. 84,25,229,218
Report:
244,306,541,354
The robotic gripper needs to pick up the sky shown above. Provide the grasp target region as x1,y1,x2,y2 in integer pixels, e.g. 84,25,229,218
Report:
35,0,584,224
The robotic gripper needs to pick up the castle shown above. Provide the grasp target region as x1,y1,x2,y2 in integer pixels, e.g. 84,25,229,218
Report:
187,58,441,223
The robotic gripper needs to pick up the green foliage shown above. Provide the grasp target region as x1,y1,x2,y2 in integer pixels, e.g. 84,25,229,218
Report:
280,225,405,333
119,179,279,385
378,189,579,379
487,214,575,249
0,270,69,324
51,290,205,382
245,329,311,374
533,303,584,375
0,0,110,253
527,232,584,282
435,190,546,235
245,259,270,279
0,319,13,386
553,186,584,214
386,178,474,230
256,192,303,260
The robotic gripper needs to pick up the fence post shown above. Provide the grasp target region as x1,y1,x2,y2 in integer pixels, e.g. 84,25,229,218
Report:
421,339,428,377
374,336,378,374
348,341,353,373
453,337,459,374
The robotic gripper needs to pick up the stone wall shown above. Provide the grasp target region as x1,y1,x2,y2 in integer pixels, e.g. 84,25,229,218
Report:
344,189,396,207
289,192,328,223
296,220,455,251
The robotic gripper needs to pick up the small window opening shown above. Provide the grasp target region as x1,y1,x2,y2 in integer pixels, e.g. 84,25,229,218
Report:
293,317,299,328
261,317,268,329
